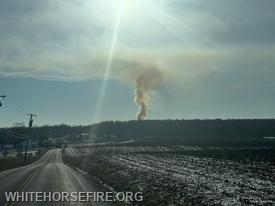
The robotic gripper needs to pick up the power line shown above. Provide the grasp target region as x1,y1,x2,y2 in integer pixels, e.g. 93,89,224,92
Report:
0,128,27,139
7,95,27,115
0,92,30,138
0,89,27,114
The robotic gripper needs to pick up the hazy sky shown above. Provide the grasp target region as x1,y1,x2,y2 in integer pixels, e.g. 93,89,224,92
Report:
0,0,275,126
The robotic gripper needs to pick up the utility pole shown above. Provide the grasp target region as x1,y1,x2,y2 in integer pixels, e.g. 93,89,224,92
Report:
24,113,37,162
0,95,6,107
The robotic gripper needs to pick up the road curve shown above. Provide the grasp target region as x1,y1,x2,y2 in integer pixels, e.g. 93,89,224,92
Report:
0,149,113,206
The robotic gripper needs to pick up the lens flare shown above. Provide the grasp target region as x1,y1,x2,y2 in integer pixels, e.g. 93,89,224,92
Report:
93,4,123,122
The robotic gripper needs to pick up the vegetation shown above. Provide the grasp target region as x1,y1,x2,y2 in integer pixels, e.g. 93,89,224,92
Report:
0,155,39,172
91,119,275,144
2,119,275,146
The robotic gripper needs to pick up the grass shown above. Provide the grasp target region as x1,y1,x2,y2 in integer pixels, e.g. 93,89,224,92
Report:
0,156,39,172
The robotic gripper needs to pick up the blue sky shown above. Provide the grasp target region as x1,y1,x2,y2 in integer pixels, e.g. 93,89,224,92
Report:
0,0,275,126
0,77,137,126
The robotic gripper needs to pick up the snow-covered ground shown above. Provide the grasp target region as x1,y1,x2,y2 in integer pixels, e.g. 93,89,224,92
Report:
105,153,275,205
65,145,208,156
64,146,275,205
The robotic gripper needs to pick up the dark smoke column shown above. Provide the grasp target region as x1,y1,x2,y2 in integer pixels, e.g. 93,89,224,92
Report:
134,67,163,120
135,87,147,120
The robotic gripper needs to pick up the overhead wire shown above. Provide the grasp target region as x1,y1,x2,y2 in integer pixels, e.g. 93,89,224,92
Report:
0,90,29,138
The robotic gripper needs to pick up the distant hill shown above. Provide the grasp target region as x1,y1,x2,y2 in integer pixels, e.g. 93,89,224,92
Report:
91,119,275,146
3,119,275,146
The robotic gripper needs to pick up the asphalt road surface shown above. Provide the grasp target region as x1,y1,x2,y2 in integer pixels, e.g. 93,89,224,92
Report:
0,149,113,206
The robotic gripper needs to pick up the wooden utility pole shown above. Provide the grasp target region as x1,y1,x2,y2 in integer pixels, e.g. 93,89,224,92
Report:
24,113,37,162
0,95,6,107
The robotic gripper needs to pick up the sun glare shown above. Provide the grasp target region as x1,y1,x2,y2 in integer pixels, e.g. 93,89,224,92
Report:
93,0,194,121
123,0,135,7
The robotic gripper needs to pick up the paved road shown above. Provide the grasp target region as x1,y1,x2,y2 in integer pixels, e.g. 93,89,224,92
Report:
0,149,113,206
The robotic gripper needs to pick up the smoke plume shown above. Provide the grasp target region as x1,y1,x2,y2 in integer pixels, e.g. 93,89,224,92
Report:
135,67,163,120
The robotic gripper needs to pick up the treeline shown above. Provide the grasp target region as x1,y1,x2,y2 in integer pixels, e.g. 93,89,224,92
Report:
1,124,92,146
30,124,91,140
91,119,275,144
4,119,275,145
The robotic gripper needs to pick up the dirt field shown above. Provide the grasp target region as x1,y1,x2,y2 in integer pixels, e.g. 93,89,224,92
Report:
63,146,275,205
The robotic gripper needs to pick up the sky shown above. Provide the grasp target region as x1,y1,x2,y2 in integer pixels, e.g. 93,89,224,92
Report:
0,0,275,126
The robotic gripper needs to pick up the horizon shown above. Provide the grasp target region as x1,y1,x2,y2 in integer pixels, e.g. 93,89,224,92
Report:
4,118,275,128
